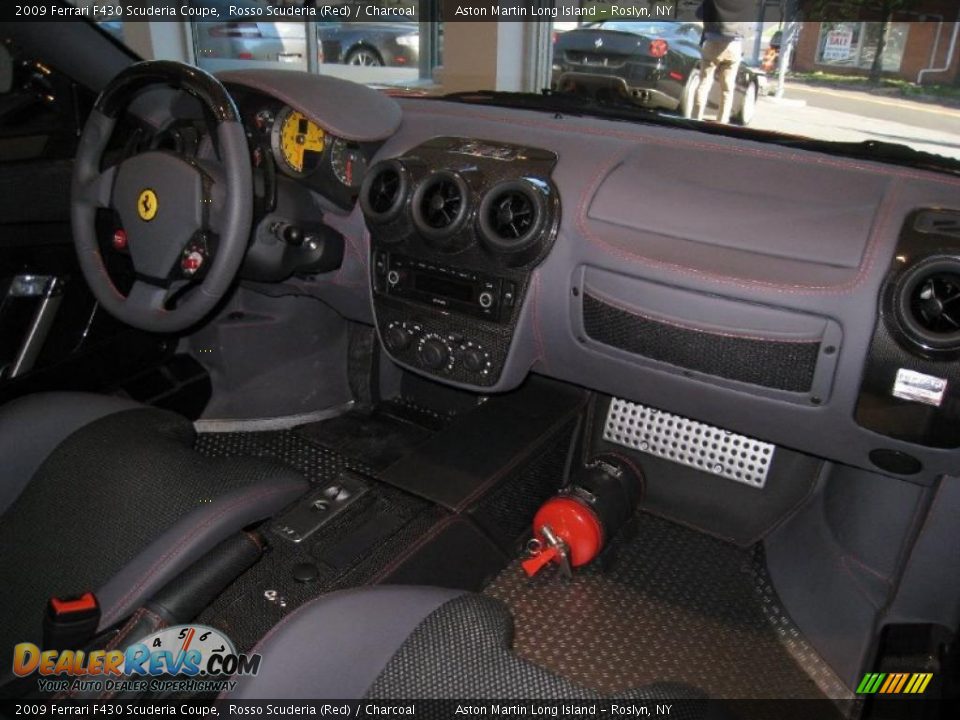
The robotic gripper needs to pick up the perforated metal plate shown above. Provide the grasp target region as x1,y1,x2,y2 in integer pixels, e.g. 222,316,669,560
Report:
603,397,775,488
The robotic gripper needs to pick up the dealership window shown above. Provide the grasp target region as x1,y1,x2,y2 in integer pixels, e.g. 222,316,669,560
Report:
816,22,909,73
188,0,439,87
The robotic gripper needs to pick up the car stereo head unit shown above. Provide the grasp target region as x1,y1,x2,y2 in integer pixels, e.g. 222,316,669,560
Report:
375,253,516,322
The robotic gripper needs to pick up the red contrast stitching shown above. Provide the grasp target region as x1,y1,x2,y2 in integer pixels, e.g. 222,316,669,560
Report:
103,484,299,625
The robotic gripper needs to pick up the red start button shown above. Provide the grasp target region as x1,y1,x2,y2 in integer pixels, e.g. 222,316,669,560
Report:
181,251,204,275
112,229,127,250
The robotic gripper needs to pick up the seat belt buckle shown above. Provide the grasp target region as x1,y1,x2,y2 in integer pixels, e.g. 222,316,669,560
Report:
43,592,101,650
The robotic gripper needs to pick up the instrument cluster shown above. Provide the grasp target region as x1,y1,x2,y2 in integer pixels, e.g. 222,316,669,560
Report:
244,100,376,211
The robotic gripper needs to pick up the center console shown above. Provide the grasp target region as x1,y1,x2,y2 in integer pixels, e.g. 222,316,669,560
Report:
360,137,560,387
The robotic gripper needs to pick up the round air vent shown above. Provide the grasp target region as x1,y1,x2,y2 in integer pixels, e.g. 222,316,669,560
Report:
411,171,469,242
477,180,548,257
894,256,960,352
359,159,408,224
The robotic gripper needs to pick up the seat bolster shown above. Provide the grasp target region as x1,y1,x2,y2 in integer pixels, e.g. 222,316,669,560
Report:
224,586,467,700
0,392,141,514
96,473,306,629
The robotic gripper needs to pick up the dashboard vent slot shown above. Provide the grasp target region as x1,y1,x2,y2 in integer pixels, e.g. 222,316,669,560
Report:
411,171,469,240
603,397,775,488
359,160,407,224
915,211,960,239
894,256,960,352
478,180,547,257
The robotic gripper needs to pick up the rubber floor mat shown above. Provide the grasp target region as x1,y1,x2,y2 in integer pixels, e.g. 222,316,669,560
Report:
484,512,850,700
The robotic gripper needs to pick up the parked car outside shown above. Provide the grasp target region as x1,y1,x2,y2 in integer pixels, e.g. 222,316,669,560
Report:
188,1,418,69
552,20,764,125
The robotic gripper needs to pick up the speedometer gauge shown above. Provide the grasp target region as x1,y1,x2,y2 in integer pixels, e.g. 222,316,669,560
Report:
329,137,368,189
271,106,325,176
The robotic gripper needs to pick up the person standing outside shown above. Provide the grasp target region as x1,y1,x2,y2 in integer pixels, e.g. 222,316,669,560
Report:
694,0,753,123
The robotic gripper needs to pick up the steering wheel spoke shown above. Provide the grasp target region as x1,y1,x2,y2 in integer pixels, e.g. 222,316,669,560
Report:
126,280,171,314
76,165,117,209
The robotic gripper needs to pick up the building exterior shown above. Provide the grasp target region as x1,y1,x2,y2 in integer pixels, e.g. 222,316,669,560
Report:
793,18,960,85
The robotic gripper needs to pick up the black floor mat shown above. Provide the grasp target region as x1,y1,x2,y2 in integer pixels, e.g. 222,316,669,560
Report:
484,512,849,701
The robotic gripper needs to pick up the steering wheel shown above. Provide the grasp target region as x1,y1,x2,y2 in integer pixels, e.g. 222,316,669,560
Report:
71,60,252,333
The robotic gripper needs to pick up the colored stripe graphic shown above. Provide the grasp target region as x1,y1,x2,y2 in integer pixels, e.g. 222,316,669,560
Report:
857,672,933,694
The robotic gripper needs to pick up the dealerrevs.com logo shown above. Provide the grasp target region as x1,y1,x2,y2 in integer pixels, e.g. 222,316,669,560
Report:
12,625,260,694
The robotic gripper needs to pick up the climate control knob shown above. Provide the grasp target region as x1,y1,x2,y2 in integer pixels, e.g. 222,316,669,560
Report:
418,336,450,371
461,348,486,373
383,324,412,352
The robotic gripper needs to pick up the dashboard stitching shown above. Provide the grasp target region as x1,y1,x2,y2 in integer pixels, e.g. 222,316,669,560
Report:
841,553,894,587
836,555,885,609
403,103,960,188
584,286,826,343
574,146,904,295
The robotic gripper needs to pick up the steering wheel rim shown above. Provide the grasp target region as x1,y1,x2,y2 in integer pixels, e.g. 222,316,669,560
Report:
71,60,252,333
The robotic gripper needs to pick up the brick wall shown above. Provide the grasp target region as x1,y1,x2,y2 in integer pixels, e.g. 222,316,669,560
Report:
793,21,960,85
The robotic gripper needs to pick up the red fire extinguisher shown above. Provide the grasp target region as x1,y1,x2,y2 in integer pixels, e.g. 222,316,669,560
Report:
522,456,643,577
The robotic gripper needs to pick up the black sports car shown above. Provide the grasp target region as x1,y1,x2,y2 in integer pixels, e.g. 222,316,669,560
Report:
552,21,763,125
318,21,420,68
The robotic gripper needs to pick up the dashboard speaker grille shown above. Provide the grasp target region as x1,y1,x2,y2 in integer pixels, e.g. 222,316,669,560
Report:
603,397,775,488
583,293,820,392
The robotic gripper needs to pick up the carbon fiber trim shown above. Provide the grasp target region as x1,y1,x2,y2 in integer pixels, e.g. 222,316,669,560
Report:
603,397,775,488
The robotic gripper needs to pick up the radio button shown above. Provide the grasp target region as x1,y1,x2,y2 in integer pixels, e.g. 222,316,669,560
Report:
478,291,494,309
387,270,401,286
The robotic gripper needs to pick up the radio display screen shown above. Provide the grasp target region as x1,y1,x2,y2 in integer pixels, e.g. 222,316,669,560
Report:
413,273,475,303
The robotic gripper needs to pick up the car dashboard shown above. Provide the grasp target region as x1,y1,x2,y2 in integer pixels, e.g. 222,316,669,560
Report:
215,68,960,485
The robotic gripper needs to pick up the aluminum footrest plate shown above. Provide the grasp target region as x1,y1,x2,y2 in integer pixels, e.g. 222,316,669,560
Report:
603,397,775,488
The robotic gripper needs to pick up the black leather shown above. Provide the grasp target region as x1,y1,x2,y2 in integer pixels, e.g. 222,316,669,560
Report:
0,392,141,514
226,586,466,700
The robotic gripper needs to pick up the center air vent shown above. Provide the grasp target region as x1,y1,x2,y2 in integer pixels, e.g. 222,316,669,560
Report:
411,171,469,242
477,180,548,258
360,159,408,224
894,256,960,352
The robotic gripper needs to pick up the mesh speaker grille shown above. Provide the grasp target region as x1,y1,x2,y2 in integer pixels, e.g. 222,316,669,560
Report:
603,397,775,488
583,293,820,392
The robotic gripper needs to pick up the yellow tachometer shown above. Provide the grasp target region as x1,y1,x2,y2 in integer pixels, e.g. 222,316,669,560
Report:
271,106,325,176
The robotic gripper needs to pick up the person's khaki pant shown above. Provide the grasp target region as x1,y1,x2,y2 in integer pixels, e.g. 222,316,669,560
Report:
694,38,743,124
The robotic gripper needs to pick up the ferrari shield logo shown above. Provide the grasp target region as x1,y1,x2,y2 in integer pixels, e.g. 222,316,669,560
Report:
137,189,158,222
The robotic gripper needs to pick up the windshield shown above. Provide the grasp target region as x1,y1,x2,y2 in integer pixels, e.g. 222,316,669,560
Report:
69,0,960,166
